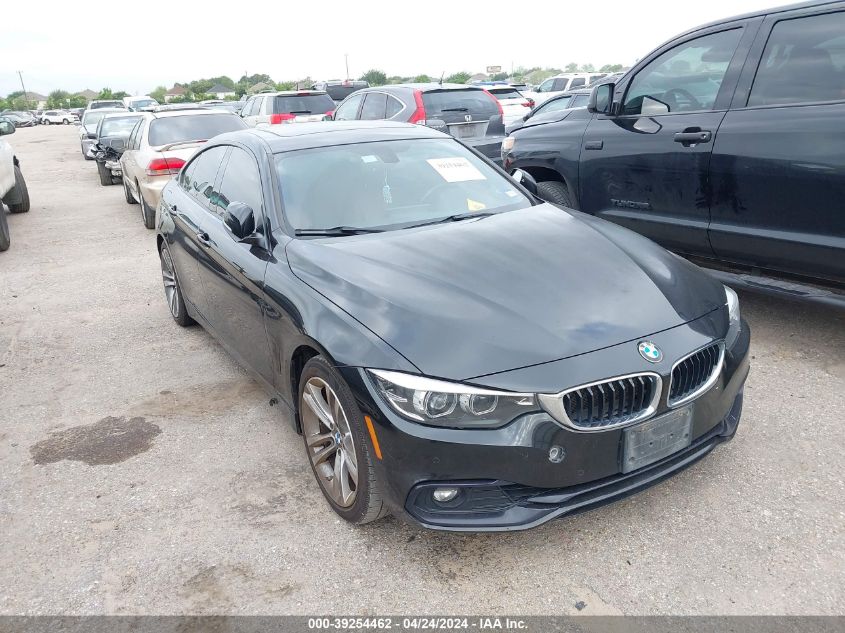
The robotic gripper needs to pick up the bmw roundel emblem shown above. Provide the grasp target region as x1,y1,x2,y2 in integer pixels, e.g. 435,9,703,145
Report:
638,341,663,363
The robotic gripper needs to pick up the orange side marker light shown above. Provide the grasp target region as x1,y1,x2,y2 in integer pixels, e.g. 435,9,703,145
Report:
364,415,383,460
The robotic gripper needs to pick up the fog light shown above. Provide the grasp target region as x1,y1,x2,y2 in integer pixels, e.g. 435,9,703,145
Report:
432,487,460,503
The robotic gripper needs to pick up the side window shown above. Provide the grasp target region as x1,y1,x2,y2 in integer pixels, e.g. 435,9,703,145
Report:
537,78,554,93
127,121,140,149
569,77,586,88
335,93,364,120
571,94,591,108
240,98,253,117
179,156,197,189
215,148,264,229
623,28,743,115
748,11,845,106
385,95,404,118
360,92,388,120
255,96,267,114
187,146,228,212
537,96,572,114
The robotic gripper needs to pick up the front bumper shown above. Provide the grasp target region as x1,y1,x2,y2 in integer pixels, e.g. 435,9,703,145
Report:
342,313,751,531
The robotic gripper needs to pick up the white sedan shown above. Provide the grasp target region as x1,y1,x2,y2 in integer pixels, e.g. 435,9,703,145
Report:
40,110,77,125
485,86,535,127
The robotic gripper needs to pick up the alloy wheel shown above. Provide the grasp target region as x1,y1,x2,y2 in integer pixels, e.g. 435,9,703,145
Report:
300,377,359,507
160,246,179,317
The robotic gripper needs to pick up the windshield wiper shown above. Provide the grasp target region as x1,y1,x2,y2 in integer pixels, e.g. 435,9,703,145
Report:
295,226,384,237
403,212,495,230
440,107,469,112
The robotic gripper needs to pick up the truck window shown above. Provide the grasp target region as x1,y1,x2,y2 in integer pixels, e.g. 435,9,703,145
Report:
623,28,743,115
748,11,845,106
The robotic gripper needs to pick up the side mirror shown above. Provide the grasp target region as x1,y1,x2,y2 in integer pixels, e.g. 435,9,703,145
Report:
0,118,15,136
511,169,538,196
588,82,615,115
223,201,256,240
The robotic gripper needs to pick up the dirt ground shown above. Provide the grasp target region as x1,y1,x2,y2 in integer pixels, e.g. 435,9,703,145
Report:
1,124,843,615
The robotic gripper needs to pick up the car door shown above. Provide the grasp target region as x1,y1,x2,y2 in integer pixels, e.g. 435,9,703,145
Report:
359,92,388,120
578,21,758,256
708,5,845,282
193,145,275,384
166,145,230,320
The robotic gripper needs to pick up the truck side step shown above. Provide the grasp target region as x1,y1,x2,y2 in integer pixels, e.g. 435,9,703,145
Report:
704,268,845,310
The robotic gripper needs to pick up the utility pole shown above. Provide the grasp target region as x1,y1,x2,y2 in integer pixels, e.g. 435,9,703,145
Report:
345,54,349,80
17,70,28,101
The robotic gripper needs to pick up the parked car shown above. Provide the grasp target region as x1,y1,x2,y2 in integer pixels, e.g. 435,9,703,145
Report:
311,80,370,104
40,110,76,125
69,107,85,120
504,0,845,303
120,108,247,228
91,113,144,186
332,83,506,164
123,95,159,111
0,117,31,251
240,91,335,126
526,73,608,105
154,120,750,531
79,107,127,159
505,89,592,134
86,100,124,111
202,101,243,114
2,111,37,128
485,85,534,127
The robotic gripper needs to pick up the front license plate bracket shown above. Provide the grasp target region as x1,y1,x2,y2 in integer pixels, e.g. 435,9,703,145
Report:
622,406,693,474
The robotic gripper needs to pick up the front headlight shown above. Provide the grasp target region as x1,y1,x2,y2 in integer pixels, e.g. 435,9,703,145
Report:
367,369,537,429
725,285,741,349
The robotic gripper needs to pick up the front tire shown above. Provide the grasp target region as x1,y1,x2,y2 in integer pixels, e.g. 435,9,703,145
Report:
63,119,69,125
536,180,574,209
159,241,194,327
43,119,50,126
0,207,9,251
139,185,155,229
298,356,388,526
123,178,137,204
96,161,113,186
8,166,30,213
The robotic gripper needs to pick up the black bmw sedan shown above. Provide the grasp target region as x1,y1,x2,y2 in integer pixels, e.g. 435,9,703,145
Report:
156,121,750,531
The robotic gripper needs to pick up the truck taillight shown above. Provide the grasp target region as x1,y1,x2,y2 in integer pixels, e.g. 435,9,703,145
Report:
408,89,426,125
146,157,185,176
269,113,296,124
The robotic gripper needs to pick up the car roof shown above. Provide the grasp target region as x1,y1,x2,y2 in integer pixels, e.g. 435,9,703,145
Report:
251,90,329,97
683,0,841,33
84,108,126,115
210,120,447,153
148,108,230,119
102,112,143,119
384,83,484,92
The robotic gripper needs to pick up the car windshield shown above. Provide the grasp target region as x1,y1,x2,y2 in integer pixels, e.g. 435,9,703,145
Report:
148,113,246,146
131,99,156,108
82,111,108,128
100,116,142,137
273,94,335,114
275,138,532,233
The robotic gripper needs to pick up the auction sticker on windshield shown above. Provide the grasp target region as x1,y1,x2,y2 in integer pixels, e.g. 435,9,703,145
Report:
427,157,486,183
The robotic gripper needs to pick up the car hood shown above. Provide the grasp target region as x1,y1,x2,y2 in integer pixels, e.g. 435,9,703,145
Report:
286,204,725,380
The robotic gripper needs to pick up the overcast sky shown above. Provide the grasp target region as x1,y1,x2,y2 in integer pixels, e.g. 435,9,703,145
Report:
2,0,778,97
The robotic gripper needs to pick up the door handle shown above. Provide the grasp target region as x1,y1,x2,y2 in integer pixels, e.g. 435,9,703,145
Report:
196,232,211,247
673,130,712,146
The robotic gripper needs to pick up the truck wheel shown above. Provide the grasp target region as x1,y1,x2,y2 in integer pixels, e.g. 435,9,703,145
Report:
96,161,113,186
8,166,30,213
536,180,574,209
0,208,9,251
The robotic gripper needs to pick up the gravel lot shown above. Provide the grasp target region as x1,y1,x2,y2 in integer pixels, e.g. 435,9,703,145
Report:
1,125,843,616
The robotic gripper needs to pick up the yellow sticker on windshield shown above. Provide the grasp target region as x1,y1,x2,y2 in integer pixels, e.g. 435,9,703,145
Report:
466,198,487,211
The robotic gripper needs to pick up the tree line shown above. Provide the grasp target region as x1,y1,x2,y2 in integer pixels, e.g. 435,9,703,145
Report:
2,63,627,111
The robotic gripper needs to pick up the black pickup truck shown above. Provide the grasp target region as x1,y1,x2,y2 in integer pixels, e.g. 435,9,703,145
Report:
503,0,845,306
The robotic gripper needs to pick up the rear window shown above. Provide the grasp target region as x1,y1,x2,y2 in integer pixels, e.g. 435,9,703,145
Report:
324,85,367,101
90,101,123,109
130,99,157,108
488,87,522,99
100,116,142,137
422,89,499,117
273,94,335,114
148,113,246,146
